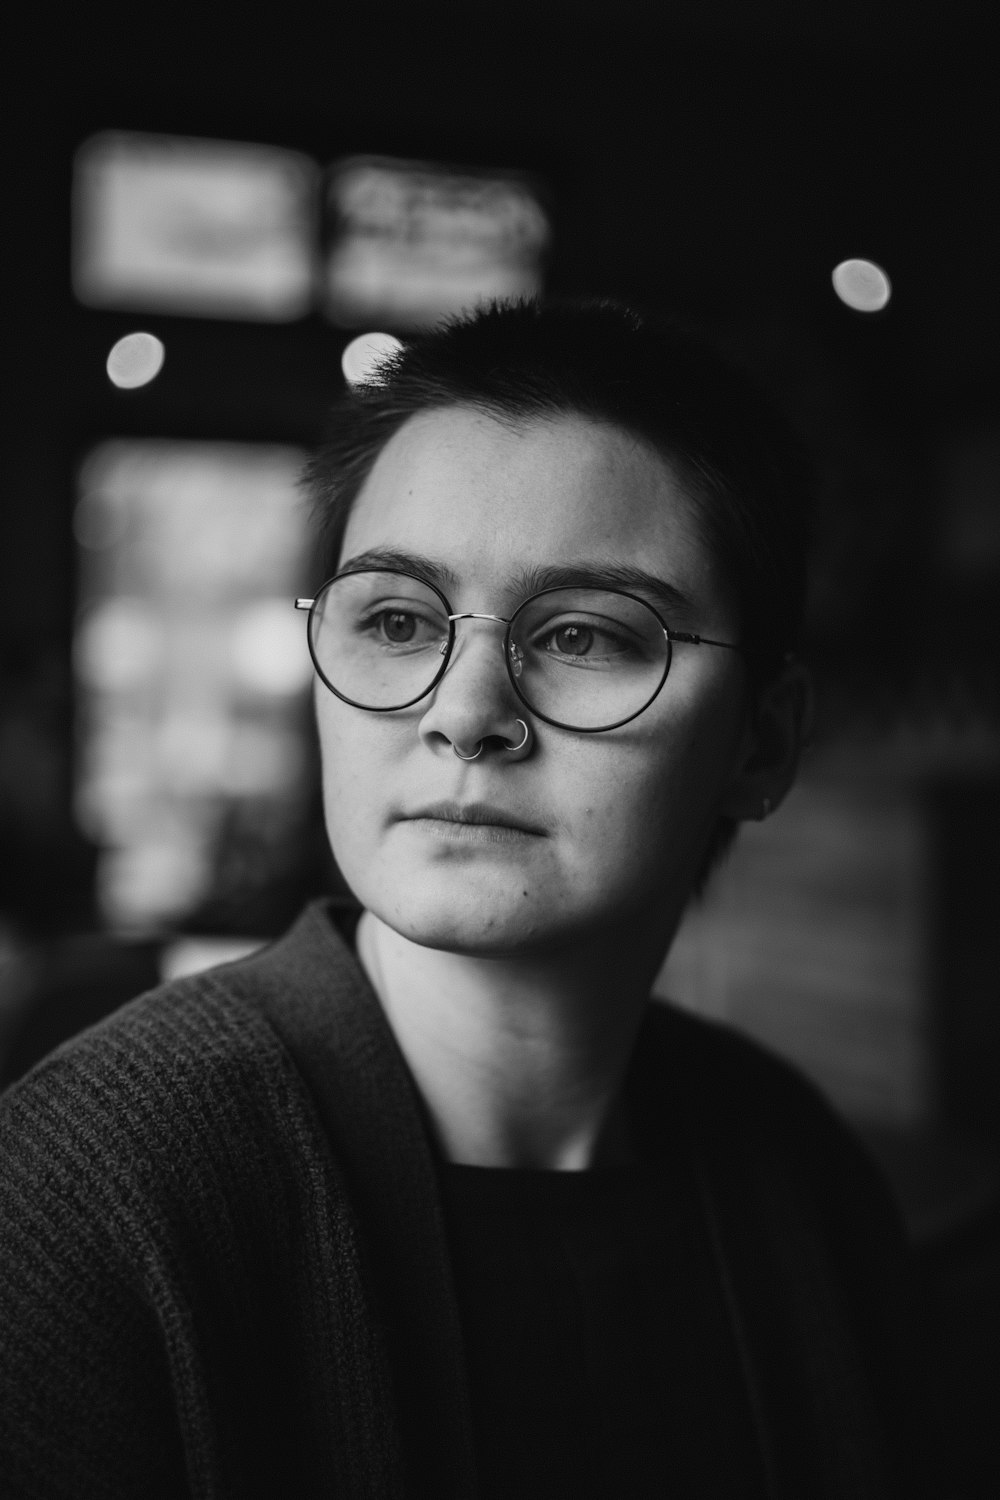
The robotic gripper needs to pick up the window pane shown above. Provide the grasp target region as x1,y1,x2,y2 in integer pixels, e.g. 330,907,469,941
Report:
324,154,549,329
73,132,318,320
73,440,312,930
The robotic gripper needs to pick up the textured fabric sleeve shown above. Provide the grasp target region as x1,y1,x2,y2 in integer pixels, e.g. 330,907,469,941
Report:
1,970,406,1500
0,1051,189,1499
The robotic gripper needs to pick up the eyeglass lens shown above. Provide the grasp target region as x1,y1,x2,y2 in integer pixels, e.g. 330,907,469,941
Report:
308,570,671,730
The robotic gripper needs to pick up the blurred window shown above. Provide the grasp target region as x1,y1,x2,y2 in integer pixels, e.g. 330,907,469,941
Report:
658,777,931,1130
73,132,318,320
324,155,549,329
73,440,311,929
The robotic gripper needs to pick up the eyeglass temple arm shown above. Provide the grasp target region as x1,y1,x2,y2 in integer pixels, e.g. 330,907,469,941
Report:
669,629,742,652
295,598,314,610
671,631,796,666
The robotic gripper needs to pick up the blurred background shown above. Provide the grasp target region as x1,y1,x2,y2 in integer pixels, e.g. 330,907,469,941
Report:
2,2,999,1487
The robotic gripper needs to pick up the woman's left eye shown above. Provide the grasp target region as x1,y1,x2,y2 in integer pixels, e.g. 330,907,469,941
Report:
550,623,595,656
539,620,627,658
379,611,418,643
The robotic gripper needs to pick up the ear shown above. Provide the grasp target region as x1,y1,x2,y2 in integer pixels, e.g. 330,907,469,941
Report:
719,658,815,822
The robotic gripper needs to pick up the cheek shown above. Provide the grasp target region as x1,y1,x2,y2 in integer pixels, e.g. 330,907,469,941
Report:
567,692,744,866
573,760,693,861
315,699,383,851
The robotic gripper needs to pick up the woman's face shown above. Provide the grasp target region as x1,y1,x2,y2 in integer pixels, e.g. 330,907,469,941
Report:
316,406,756,959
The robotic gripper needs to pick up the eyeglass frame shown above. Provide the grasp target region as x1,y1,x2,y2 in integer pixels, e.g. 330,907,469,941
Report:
295,566,745,734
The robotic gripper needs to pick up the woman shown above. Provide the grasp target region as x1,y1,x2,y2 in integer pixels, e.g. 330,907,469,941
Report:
1,300,934,1496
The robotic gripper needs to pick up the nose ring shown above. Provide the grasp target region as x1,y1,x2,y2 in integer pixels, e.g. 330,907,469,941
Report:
452,720,532,761
506,719,530,753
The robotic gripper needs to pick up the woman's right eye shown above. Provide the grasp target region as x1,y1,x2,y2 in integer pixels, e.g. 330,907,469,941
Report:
357,606,442,646
379,610,418,643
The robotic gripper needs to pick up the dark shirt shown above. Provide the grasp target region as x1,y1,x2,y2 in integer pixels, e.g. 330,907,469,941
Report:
439,1155,767,1498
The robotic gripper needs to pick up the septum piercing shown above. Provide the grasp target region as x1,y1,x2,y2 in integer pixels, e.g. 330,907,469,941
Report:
453,719,530,761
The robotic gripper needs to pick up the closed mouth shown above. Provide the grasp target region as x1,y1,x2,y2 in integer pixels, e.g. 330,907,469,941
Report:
404,801,545,835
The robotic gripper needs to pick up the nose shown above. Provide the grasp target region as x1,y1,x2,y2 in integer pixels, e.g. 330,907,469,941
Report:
417,614,525,757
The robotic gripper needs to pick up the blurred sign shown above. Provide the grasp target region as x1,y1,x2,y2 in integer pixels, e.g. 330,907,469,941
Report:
73,440,311,929
73,132,318,320
324,155,549,329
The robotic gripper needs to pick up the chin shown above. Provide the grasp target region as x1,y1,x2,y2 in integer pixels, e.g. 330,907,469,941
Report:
357,873,560,958
387,903,549,958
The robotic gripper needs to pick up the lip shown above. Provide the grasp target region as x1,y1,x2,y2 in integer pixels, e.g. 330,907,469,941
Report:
402,800,546,836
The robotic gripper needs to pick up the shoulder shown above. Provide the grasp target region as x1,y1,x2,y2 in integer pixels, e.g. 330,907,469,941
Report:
2,963,292,1130
642,996,845,1130
1,899,362,1148
638,998,897,1225
639,996,912,1298
640,996,831,1118
0,956,331,1262
0,901,373,1243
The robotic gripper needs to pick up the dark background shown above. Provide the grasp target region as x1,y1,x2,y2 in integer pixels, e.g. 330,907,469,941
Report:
3,4,1000,1485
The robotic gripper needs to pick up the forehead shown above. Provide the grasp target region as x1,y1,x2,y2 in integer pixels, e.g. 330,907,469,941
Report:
340,407,730,619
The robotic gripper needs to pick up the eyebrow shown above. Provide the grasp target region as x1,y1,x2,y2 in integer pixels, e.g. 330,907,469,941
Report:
337,546,694,617
338,547,460,591
510,563,693,617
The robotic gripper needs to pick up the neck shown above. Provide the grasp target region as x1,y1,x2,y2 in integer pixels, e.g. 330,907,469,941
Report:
356,911,667,1171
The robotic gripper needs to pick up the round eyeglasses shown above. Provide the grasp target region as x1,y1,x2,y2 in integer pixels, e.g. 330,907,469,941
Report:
295,568,743,733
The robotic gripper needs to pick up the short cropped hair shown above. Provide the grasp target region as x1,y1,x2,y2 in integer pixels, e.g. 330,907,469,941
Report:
304,297,813,690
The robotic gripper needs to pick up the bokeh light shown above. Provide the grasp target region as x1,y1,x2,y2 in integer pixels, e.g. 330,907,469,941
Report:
341,331,404,386
74,598,164,691
106,331,165,388
831,258,892,312
230,600,313,694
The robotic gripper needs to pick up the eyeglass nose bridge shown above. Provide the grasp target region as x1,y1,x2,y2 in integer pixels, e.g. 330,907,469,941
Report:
439,610,513,658
447,611,512,626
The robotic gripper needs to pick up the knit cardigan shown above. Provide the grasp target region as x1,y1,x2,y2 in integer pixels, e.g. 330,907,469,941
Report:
0,900,934,1499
